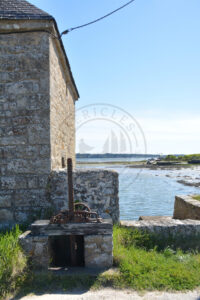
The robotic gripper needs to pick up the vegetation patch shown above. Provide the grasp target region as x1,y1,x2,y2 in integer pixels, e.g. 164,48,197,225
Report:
193,195,200,201
0,226,27,299
113,226,200,290
164,154,200,162
2,225,200,298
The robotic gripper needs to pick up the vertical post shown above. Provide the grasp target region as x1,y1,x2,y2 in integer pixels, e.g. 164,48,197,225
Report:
67,158,77,265
67,158,74,221
70,235,77,266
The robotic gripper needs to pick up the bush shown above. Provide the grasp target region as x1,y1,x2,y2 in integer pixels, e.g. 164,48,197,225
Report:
165,155,178,161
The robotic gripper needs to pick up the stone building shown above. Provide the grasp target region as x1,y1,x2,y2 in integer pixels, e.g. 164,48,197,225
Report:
0,0,79,225
0,0,119,226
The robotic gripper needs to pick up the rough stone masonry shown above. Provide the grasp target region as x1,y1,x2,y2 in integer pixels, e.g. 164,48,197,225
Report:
0,0,119,226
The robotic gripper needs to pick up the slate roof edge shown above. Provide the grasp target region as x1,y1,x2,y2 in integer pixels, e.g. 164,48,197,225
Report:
0,15,53,20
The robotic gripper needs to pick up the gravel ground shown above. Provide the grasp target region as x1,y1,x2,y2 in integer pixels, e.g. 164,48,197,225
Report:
18,288,200,300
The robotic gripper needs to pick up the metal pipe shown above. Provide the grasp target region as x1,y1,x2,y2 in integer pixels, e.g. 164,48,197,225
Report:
67,158,74,220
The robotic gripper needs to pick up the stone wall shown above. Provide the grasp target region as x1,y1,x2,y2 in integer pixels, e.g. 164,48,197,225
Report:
19,219,113,269
0,20,77,226
48,169,119,223
84,235,113,268
173,195,200,220
0,27,51,225
121,217,200,250
49,38,75,169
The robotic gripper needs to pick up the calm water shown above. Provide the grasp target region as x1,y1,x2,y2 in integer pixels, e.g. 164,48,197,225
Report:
118,167,199,220
77,158,200,220
76,157,153,163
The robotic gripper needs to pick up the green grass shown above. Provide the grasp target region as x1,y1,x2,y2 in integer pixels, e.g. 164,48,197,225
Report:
2,225,200,298
113,226,200,290
164,154,200,162
193,195,200,201
0,226,27,299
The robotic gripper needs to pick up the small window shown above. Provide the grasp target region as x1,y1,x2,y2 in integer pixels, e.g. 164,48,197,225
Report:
61,157,66,168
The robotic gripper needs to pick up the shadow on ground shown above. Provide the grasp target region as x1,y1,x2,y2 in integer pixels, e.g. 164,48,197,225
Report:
11,267,113,300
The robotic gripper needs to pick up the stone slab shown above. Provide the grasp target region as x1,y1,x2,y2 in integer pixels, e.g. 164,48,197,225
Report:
139,216,171,221
121,218,200,229
31,219,113,236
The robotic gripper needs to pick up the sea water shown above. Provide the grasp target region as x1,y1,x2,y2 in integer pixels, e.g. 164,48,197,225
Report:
77,158,200,220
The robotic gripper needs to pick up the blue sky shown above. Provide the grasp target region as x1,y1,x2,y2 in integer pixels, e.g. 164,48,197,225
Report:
30,0,200,154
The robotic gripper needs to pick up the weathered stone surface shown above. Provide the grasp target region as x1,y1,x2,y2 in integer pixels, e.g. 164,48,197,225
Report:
0,208,13,222
139,216,171,221
173,195,200,220
19,231,49,268
49,169,119,223
0,191,12,207
20,219,113,269
50,39,75,169
0,20,78,224
31,219,113,236
84,235,113,268
121,217,200,250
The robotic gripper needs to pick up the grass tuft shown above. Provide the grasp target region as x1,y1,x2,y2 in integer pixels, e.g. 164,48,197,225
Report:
0,226,27,299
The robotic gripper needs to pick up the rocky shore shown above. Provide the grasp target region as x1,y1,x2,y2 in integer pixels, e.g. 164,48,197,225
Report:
128,163,200,188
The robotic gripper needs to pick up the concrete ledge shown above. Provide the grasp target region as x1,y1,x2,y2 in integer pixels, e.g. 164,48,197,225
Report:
173,195,200,220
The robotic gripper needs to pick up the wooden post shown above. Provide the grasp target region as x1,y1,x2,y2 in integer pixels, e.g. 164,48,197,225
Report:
67,158,74,221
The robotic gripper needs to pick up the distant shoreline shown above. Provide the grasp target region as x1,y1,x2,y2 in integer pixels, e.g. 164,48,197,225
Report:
76,153,161,159
76,160,200,169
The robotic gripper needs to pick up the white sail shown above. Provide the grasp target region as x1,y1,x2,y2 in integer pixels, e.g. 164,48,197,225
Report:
120,131,127,153
111,131,118,153
102,137,110,153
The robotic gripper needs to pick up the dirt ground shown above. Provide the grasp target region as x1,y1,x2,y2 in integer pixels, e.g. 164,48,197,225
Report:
19,288,200,300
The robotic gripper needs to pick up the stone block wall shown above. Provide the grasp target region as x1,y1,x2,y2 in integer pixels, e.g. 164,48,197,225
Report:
50,39,75,169
48,169,119,223
0,20,77,226
84,235,113,268
19,231,113,269
0,25,51,225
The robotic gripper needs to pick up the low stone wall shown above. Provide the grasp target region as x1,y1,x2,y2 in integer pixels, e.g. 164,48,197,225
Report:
48,168,119,223
121,217,200,250
173,195,200,220
0,168,119,226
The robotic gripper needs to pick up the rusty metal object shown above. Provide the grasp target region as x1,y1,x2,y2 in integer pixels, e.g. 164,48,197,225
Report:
50,207,101,224
50,158,101,224
67,158,74,221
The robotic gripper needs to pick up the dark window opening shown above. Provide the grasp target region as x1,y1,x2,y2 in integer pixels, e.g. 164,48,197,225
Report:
48,235,84,267
61,157,66,168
